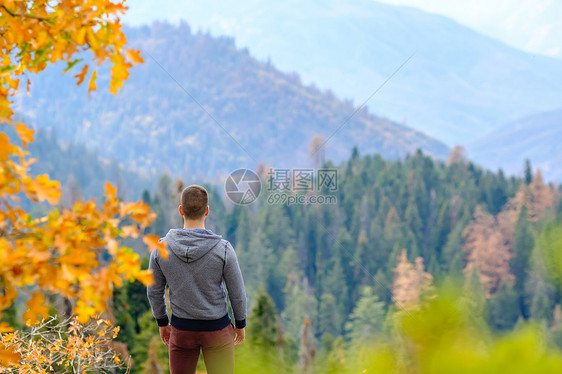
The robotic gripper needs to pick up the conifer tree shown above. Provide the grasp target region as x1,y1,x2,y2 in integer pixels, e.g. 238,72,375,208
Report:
248,288,279,349
345,286,386,345
510,205,534,317
485,281,519,331
529,276,554,323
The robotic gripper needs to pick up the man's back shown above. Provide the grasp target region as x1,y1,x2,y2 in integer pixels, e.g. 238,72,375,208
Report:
146,184,247,374
148,228,247,330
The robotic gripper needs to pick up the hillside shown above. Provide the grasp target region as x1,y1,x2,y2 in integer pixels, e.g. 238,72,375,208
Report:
468,108,562,181
26,128,151,205
15,22,448,179
113,148,562,371
123,0,562,145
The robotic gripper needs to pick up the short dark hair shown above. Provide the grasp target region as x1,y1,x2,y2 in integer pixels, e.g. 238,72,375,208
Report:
180,185,208,219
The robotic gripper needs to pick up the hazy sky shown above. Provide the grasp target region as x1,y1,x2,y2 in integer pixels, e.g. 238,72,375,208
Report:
376,0,562,57
123,0,562,59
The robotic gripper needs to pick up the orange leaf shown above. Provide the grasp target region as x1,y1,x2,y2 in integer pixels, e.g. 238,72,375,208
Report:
105,182,117,199
15,122,34,148
113,326,120,338
121,225,139,238
0,322,13,333
125,49,144,64
0,133,16,161
135,269,154,286
143,234,168,259
74,64,88,85
23,292,49,325
0,344,20,366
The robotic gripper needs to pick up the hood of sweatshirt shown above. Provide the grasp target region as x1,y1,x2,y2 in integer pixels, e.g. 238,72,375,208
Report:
162,229,223,263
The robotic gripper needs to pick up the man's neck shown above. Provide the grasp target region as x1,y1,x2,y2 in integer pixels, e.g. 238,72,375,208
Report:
183,220,206,230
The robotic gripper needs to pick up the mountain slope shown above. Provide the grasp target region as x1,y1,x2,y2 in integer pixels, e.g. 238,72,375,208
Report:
468,108,562,181
16,22,448,179
122,0,562,145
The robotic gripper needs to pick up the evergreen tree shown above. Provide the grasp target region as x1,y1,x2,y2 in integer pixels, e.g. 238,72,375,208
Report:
524,159,533,185
282,275,318,342
530,276,554,323
345,287,386,345
485,281,519,331
248,288,279,349
510,205,534,317
373,269,392,306
131,311,169,373
405,198,423,245
317,293,343,337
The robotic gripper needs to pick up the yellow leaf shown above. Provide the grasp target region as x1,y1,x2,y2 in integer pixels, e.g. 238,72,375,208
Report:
34,174,61,204
135,269,154,286
23,292,49,325
74,28,87,45
88,70,97,92
0,322,14,333
74,300,95,324
105,182,117,199
15,122,34,148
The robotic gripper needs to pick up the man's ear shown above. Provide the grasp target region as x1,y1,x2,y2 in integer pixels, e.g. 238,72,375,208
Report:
178,205,184,216
205,205,209,217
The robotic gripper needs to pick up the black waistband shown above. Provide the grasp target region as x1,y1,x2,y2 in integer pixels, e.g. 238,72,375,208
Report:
171,313,231,331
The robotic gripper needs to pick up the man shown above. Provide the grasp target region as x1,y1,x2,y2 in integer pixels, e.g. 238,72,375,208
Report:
147,185,247,374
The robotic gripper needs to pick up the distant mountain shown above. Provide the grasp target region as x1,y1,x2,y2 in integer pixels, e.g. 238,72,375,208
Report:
27,128,151,204
468,108,562,181
122,0,562,145
16,22,448,180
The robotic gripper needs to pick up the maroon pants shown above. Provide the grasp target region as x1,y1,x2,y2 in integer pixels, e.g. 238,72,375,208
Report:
169,324,235,374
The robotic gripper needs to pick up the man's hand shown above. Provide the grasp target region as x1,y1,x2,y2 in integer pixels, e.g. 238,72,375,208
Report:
233,327,245,346
159,325,171,345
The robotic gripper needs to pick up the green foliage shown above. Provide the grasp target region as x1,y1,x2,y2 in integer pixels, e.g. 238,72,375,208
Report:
130,311,169,373
345,287,386,345
536,221,562,292
525,159,533,185
511,205,535,317
530,276,555,322
485,281,519,331
113,256,152,351
248,289,279,349
107,149,562,371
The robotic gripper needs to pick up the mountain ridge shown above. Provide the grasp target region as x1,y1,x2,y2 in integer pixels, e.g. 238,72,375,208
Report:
468,108,562,182
125,0,562,146
16,21,448,180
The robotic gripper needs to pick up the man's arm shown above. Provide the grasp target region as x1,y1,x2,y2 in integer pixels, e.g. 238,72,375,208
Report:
223,242,247,330
147,249,169,328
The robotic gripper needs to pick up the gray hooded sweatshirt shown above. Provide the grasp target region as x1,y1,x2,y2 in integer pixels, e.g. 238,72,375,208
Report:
147,228,247,330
